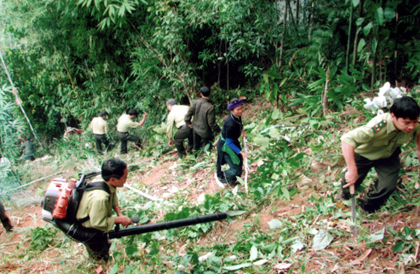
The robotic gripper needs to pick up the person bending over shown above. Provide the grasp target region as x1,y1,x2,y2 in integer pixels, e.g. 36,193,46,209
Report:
341,96,420,213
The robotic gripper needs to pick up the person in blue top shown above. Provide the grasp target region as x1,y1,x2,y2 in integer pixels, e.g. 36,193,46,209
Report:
216,98,249,187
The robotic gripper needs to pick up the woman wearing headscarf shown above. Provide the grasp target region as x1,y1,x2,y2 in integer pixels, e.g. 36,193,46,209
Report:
216,98,249,187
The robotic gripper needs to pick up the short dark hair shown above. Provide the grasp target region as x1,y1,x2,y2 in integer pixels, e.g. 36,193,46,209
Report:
99,110,108,117
127,109,138,117
390,97,420,120
102,158,127,182
200,86,211,97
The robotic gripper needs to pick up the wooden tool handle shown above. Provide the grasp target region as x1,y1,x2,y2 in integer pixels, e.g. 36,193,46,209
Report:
349,184,355,195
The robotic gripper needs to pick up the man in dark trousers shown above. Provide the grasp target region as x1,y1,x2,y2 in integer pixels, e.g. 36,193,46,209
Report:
0,201,13,232
20,136,35,161
116,109,147,154
184,86,220,155
166,99,193,158
341,96,420,213
76,158,132,260
89,110,110,154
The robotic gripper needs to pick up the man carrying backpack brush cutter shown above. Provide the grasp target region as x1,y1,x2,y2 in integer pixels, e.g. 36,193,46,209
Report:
44,159,229,262
76,158,132,261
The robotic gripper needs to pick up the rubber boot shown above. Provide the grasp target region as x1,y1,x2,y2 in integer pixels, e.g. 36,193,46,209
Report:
1,218,13,232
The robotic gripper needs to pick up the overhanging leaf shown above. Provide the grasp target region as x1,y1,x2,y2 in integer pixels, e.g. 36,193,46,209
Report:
363,22,373,36
374,7,384,25
356,18,364,26
357,39,366,52
384,7,396,20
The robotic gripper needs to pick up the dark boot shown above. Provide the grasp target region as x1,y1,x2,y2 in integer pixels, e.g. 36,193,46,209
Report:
1,218,13,232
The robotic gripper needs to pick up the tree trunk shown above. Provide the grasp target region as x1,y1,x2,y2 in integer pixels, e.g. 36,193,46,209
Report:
394,8,399,80
286,0,296,27
322,66,330,117
352,0,363,65
296,0,299,24
280,1,288,67
308,0,314,41
345,2,353,74
225,41,229,92
371,39,377,89
217,40,222,88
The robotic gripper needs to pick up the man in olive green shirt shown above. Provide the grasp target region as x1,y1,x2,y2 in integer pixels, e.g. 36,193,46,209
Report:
341,97,420,213
184,86,220,155
90,110,110,154
116,109,148,154
76,158,132,260
166,99,193,158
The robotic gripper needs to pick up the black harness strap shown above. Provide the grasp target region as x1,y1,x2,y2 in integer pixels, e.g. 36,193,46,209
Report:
77,181,111,224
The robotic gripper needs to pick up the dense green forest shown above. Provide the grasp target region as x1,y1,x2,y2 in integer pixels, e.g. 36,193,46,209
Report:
1,0,419,159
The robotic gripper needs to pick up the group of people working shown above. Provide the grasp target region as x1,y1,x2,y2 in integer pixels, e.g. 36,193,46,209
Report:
165,86,250,186
70,86,252,260
77,95,420,261
2,86,420,262
90,109,148,155
90,86,250,188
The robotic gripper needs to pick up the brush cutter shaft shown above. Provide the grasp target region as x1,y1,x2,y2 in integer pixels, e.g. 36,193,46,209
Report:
108,212,227,239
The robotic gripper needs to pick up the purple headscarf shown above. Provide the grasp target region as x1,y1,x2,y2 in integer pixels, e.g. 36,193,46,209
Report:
227,99,244,110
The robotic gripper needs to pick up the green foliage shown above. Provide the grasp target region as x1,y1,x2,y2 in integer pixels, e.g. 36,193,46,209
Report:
1,0,419,146
0,86,26,160
27,226,58,252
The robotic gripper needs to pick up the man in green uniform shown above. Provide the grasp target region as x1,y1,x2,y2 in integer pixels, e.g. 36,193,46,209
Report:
341,96,420,213
166,99,193,158
116,109,148,154
89,110,110,154
184,86,220,155
76,158,133,260
20,136,35,161
0,201,13,233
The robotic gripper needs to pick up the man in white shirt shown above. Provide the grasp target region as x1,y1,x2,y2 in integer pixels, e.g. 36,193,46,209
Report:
166,99,193,158
116,109,147,154
90,111,110,154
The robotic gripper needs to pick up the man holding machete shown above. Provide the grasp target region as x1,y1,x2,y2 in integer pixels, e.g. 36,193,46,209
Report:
341,97,420,213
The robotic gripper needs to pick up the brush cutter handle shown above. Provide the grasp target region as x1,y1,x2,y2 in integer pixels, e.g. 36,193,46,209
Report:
349,184,355,195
